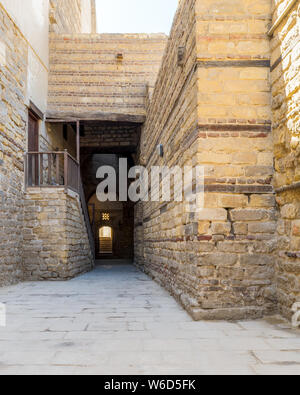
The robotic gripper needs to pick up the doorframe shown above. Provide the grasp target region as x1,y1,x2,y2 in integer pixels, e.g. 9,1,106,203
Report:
27,101,44,150
27,103,42,188
28,110,40,151
29,101,44,121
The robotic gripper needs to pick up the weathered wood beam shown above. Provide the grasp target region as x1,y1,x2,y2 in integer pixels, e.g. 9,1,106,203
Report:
29,101,44,120
46,111,146,124
81,146,137,155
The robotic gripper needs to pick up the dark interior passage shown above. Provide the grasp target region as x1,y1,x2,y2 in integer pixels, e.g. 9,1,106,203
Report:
79,121,140,261
88,191,134,259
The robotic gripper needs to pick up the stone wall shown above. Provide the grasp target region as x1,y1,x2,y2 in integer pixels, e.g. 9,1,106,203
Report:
272,0,300,319
49,0,93,34
47,33,167,118
23,188,93,280
0,1,94,288
0,4,28,286
136,0,277,320
194,0,275,320
1,0,300,323
0,1,93,287
1,0,49,114
135,0,200,315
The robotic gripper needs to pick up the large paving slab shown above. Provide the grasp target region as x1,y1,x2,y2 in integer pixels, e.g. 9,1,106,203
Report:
0,262,299,375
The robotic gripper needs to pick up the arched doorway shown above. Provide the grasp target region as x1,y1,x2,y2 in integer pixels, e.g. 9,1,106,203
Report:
99,226,113,254
87,195,134,260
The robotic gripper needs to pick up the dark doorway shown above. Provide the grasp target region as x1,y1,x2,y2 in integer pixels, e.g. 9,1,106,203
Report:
28,111,39,186
87,194,134,259
79,120,141,262
99,226,113,254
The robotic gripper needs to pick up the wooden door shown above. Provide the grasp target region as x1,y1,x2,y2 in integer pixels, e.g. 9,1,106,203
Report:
28,112,39,186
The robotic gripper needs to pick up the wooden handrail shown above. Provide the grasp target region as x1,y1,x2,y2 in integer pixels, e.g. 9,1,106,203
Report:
25,151,96,261
79,175,95,261
27,151,79,164
25,151,79,192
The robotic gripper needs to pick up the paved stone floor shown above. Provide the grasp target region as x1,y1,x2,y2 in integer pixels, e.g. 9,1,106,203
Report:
0,262,299,375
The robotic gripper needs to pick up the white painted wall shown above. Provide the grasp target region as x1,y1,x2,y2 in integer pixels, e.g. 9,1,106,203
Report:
1,0,49,113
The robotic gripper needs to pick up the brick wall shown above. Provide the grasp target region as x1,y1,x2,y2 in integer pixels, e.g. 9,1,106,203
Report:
272,0,300,319
23,188,93,280
47,33,167,117
80,122,140,152
136,0,277,320
0,4,28,286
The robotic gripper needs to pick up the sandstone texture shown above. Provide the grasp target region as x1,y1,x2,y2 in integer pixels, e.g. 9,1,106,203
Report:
0,3,27,286
47,33,167,117
135,0,279,320
0,0,299,322
23,188,94,280
272,0,300,320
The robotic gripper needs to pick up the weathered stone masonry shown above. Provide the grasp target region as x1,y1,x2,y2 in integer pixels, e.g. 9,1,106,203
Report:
47,33,167,118
135,0,278,320
49,0,95,34
272,0,300,320
0,3,28,286
0,0,299,322
23,188,93,280
0,0,95,286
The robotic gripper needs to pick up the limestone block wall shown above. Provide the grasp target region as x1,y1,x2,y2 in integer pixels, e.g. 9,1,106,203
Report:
194,0,275,319
0,0,93,287
271,0,300,319
49,0,93,34
47,33,167,117
1,0,49,114
135,0,200,314
136,0,277,320
23,188,93,280
0,4,28,286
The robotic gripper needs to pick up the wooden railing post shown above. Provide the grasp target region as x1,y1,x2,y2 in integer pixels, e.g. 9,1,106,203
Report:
76,120,80,192
25,151,80,193
24,153,28,189
48,153,52,185
24,150,93,259
56,153,60,185
64,149,68,192
79,175,95,261
40,153,43,186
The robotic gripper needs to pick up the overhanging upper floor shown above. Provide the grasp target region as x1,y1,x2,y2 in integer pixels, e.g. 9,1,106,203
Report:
47,33,168,120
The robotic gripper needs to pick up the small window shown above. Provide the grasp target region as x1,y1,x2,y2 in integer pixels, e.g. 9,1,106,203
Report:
100,226,112,239
102,213,110,221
